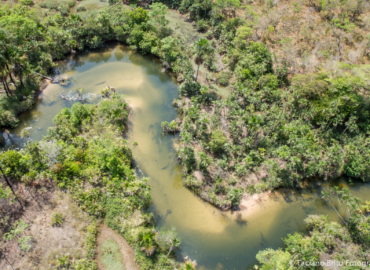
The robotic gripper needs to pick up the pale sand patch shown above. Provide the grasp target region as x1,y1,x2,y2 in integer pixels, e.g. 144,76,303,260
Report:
73,62,144,91
39,82,59,97
126,97,144,109
97,225,139,270
193,170,204,184
238,191,273,218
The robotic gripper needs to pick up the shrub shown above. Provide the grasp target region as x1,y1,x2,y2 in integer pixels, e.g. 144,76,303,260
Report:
178,146,196,172
21,0,33,5
155,228,181,255
214,181,227,194
85,221,98,259
161,120,179,133
209,130,227,154
196,20,208,32
66,0,75,8
76,5,86,12
59,5,70,16
206,30,213,39
41,0,58,9
227,187,243,204
227,177,237,185
179,77,201,97
257,74,279,90
235,42,273,81
51,213,64,227
292,73,329,100
216,72,230,86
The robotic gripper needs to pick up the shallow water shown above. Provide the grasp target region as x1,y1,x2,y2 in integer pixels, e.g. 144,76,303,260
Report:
5,42,370,270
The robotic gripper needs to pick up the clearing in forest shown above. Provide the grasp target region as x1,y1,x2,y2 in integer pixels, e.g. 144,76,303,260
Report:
97,225,139,270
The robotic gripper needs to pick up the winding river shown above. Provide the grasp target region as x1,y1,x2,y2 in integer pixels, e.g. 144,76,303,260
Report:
4,42,370,270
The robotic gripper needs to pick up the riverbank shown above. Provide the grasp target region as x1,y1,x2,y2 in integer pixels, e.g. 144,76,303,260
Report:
0,95,193,269
4,41,370,270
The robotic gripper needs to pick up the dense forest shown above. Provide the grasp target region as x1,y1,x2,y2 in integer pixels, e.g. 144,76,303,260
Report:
1,0,370,268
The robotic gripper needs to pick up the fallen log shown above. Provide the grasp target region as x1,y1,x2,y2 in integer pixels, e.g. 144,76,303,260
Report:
34,72,53,81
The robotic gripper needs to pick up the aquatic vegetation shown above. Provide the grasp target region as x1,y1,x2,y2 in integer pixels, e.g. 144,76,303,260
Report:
161,120,180,133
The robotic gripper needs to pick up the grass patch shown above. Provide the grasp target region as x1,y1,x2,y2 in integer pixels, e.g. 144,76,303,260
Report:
166,9,204,44
99,238,124,270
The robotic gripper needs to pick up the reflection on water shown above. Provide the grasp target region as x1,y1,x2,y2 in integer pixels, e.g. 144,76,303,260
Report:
4,42,370,270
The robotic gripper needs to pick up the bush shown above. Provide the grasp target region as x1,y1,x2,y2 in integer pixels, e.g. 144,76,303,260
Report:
59,5,70,16
235,42,273,81
292,73,329,100
206,30,213,39
161,120,179,133
76,5,86,12
216,72,230,86
257,74,279,90
40,0,58,9
179,77,201,97
196,20,208,32
21,0,33,5
227,187,243,204
85,221,98,259
51,213,64,227
209,130,227,154
66,0,75,8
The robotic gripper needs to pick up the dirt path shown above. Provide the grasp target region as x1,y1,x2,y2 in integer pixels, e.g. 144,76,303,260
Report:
97,225,140,270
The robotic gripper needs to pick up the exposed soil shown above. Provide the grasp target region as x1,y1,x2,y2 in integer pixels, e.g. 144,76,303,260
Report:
0,178,92,270
97,225,139,270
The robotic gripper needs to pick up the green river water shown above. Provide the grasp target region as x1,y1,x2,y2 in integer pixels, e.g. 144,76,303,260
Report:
4,42,370,270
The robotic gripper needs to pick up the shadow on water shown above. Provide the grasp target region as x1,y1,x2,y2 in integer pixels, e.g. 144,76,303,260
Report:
4,41,370,270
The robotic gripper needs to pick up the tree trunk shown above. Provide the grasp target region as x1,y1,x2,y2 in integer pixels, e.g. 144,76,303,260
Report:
4,78,12,96
195,64,200,81
16,63,24,88
19,73,24,88
0,166,24,210
2,78,9,97
8,73,16,87
331,25,342,61
5,65,16,85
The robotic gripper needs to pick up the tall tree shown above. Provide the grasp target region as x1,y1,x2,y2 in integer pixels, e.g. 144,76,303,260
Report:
193,38,213,81
149,3,169,36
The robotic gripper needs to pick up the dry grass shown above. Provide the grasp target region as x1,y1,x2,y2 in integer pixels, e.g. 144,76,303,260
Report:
0,182,93,270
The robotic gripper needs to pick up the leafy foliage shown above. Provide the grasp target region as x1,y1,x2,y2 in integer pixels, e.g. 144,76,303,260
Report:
51,213,64,227
0,95,185,269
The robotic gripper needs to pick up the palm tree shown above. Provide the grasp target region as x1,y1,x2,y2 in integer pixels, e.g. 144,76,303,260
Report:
193,38,213,81
137,229,157,257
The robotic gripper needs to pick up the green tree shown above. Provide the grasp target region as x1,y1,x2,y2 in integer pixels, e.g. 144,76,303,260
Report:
149,3,169,35
209,130,227,154
193,38,214,81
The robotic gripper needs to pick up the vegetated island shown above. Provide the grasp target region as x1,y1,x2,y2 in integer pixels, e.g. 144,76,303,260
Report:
0,95,195,270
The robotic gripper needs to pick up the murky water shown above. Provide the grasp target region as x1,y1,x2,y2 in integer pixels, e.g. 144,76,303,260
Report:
4,42,370,270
